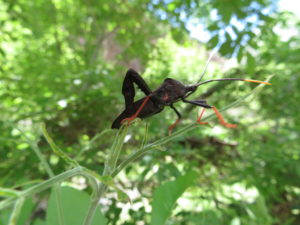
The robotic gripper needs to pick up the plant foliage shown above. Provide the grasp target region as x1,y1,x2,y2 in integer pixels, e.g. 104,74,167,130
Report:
0,0,300,224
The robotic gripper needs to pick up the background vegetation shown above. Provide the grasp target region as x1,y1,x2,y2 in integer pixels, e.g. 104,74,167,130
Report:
0,0,299,224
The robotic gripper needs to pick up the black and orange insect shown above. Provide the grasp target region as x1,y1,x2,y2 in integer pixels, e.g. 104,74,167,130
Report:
111,68,271,133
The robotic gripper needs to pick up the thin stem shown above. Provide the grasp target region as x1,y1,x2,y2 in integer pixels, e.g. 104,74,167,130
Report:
8,197,25,225
104,125,128,174
0,188,20,198
82,183,105,225
41,123,79,167
83,194,100,225
0,167,83,210
55,185,65,225
197,48,217,82
83,125,129,225
110,126,128,171
13,126,65,225
41,123,77,225
75,129,112,160
82,177,100,225
140,122,149,149
15,126,54,177
11,179,43,190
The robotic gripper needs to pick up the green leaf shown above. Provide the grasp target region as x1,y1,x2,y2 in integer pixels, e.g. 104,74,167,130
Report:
207,24,219,31
220,5,232,24
188,210,221,225
246,52,256,74
46,186,107,225
231,25,239,36
237,47,244,63
150,170,197,225
16,198,35,225
247,195,272,225
0,210,10,225
32,219,47,225
219,41,232,57
225,32,232,42
207,34,219,49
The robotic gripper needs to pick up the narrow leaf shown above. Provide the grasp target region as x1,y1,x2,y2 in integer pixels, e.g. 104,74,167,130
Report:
237,47,244,63
150,171,197,225
246,52,256,74
46,186,107,225
207,34,219,49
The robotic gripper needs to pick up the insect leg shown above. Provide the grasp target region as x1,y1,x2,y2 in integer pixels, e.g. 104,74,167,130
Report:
118,69,153,127
211,107,237,128
121,96,151,126
122,69,152,110
182,99,237,128
182,99,211,125
168,104,182,135
182,99,212,108
196,108,209,125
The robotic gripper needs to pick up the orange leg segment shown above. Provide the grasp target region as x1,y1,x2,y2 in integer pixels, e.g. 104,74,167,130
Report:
121,96,150,126
197,108,209,125
212,106,237,128
168,119,181,135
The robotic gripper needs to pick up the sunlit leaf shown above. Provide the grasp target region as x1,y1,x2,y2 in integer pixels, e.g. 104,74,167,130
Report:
150,170,197,225
237,47,244,63
46,186,107,225
208,34,219,49
246,52,255,74
16,198,36,225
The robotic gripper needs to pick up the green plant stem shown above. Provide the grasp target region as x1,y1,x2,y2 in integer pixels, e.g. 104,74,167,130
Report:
82,183,106,225
6,123,67,225
12,180,43,189
41,123,79,167
14,126,65,224
86,176,101,223
140,122,149,149
83,125,128,225
55,185,65,225
110,121,204,178
0,188,20,198
83,194,100,225
75,129,112,159
15,126,54,177
109,125,128,171
8,197,25,225
0,167,83,210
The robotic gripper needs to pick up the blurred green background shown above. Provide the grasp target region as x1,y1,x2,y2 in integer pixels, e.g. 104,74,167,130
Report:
0,0,299,224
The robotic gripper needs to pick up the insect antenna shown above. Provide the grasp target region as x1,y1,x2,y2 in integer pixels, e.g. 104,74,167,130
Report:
197,49,217,83
195,78,271,87
185,50,271,99
184,49,218,98
194,50,271,86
